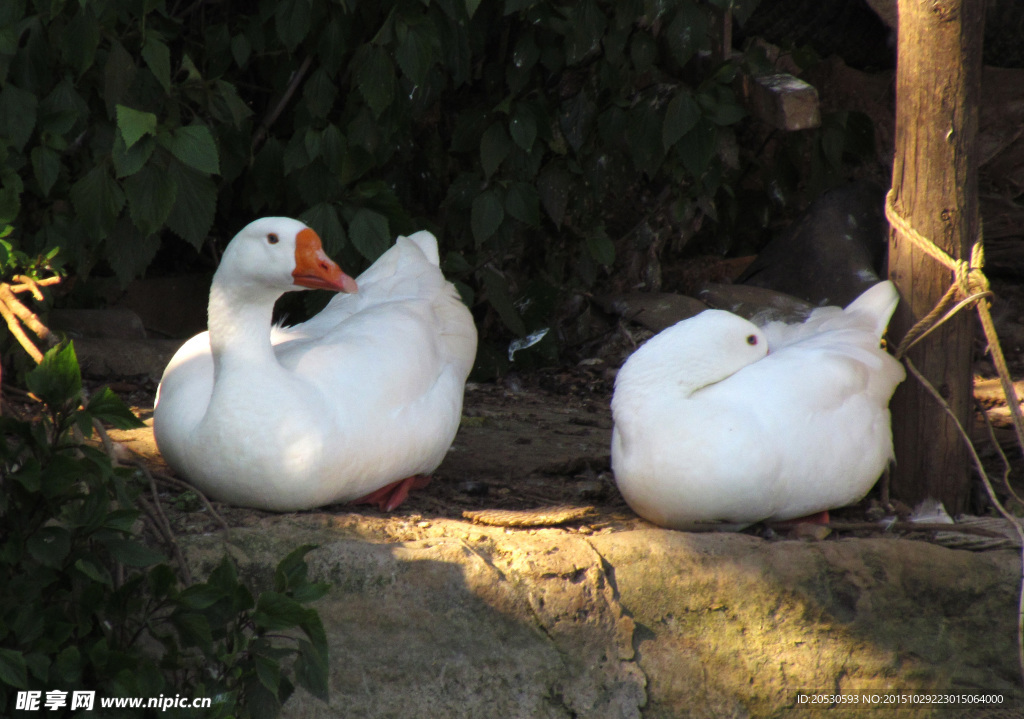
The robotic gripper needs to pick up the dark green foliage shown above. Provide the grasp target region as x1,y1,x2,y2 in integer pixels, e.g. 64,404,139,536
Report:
0,344,330,718
1,0,879,368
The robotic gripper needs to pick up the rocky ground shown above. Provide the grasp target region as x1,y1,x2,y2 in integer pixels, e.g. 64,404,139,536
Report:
88,360,1024,719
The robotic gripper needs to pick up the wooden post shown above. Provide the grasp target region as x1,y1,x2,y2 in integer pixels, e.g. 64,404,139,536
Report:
887,0,985,514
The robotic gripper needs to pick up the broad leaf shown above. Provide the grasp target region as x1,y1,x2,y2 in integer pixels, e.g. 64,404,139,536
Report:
166,161,217,249
124,163,178,236
26,343,82,408
103,41,137,118
663,91,700,150
142,35,172,92
585,227,615,265
115,105,157,151
471,189,504,245
70,166,125,238
26,527,71,568
159,124,220,175
480,122,512,178
304,67,338,119
348,207,391,261
537,163,570,227
62,7,101,76
86,386,145,429
482,269,526,336
299,203,345,257
0,649,28,689
509,104,537,151
276,0,312,51
30,145,60,196
356,45,396,117
0,84,38,151
105,216,162,286
254,592,310,631
504,181,539,227
111,134,155,179
101,537,166,567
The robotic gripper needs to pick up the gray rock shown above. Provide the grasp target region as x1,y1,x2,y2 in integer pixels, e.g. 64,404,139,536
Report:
180,520,1023,718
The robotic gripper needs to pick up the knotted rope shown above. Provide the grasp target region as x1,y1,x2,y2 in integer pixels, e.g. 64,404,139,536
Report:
885,188,1024,685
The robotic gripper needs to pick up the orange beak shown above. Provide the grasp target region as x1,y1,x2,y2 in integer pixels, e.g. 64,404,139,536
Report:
292,228,358,293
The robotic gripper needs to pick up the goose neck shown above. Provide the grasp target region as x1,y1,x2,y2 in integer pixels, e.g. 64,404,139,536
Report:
206,281,279,369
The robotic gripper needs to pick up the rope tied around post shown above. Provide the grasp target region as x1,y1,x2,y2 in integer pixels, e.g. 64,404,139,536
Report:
885,187,1024,687
884,189,990,358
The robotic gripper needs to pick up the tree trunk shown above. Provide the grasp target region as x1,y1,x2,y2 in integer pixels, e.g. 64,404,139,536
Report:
887,0,985,515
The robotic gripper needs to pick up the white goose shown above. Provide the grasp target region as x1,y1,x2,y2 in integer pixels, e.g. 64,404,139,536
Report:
153,217,477,512
611,281,905,531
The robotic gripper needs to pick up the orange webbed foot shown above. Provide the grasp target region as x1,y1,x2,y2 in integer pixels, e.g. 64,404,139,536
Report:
351,475,432,512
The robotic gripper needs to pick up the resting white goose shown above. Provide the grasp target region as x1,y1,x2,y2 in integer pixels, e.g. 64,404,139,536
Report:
153,217,477,512
611,281,905,531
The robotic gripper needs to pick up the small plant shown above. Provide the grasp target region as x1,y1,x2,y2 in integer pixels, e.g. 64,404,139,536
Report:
0,343,329,718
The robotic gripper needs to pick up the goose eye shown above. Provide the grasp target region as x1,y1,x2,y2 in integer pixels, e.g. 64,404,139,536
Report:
267,233,279,245
746,334,758,346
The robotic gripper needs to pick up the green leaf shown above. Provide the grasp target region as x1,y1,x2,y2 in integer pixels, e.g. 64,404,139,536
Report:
254,592,310,631
537,163,570,227
480,122,512,179
26,343,82,408
299,203,345,257
666,3,707,68
210,79,253,127
471,189,504,245
630,31,656,73
0,84,38,151
0,187,19,226
105,216,162,286
348,207,391,261
586,227,615,265
320,123,345,174
101,538,166,567
356,45,396,117
178,584,226,610
465,0,483,17
663,91,700,150
26,527,71,568
677,117,718,177
294,636,329,701
111,133,155,179
275,0,312,52
86,387,145,429
509,105,537,152
124,163,178,236
0,649,28,689
30,146,60,197
75,557,112,586
39,79,88,137
231,33,251,68
103,42,137,119
274,544,316,592
115,105,158,151
53,646,82,685
70,166,125,238
159,124,220,175
626,103,663,177
142,35,172,92
396,19,437,86
62,8,101,76
482,269,526,336
255,655,281,693
304,67,338,119
171,612,213,652
504,181,539,227
165,161,217,250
